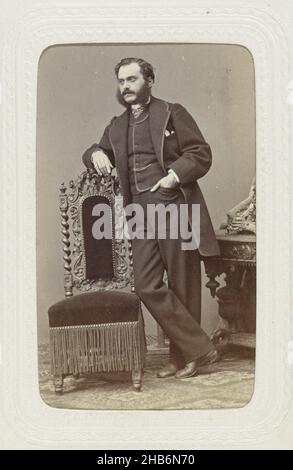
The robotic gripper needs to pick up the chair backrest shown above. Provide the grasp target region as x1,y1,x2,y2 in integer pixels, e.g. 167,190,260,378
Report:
59,169,134,297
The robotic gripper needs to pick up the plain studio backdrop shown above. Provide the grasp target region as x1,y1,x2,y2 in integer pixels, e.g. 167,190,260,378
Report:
36,43,255,343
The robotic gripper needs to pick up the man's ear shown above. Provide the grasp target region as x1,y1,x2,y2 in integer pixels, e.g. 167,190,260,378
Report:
147,78,154,88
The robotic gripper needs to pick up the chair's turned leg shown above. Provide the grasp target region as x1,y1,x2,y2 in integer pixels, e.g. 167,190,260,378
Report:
53,374,64,393
132,368,143,392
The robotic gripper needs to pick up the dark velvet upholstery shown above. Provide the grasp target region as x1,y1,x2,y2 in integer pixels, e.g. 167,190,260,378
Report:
81,195,114,280
48,290,140,327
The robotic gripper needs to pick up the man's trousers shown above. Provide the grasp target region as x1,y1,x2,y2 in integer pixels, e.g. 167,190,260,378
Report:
130,187,214,366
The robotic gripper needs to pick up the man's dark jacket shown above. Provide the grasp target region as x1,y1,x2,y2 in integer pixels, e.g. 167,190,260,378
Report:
83,96,220,257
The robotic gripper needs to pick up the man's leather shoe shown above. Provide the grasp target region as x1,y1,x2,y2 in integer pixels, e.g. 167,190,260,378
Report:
175,349,220,379
175,361,198,379
157,362,179,378
195,349,220,368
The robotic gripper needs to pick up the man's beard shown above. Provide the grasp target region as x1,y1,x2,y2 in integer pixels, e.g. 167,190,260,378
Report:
116,81,151,108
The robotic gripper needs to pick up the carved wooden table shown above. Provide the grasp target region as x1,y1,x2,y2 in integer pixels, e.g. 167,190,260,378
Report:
204,231,256,349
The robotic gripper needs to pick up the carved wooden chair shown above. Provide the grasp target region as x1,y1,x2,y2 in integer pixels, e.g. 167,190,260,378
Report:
48,170,146,393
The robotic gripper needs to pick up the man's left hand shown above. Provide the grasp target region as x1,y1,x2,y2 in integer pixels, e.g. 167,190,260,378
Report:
150,172,179,192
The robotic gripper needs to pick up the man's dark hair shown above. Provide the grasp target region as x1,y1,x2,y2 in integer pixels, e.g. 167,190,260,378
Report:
114,58,155,82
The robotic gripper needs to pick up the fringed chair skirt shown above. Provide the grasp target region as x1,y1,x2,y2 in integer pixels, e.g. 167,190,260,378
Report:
49,317,146,375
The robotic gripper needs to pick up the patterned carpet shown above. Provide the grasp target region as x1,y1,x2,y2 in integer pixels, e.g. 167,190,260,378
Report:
38,343,255,410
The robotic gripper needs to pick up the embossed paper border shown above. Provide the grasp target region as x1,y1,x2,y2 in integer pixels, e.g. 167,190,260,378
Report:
0,1,292,449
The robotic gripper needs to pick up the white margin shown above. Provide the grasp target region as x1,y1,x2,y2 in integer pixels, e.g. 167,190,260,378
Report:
0,0,292,449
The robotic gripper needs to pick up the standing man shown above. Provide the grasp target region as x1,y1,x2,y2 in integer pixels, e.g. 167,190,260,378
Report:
82,57,220,379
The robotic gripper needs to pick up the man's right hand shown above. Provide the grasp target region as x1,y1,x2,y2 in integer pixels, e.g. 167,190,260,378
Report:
91,149,113,176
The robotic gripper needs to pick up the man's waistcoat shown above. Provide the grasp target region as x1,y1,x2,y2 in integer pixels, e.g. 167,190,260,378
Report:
128,109,165,195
